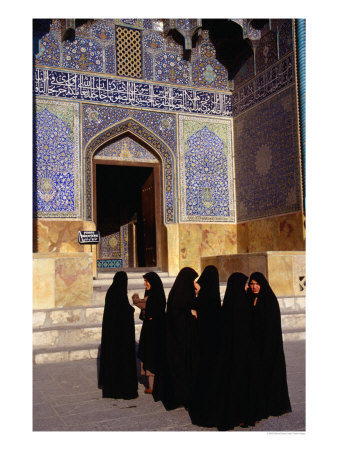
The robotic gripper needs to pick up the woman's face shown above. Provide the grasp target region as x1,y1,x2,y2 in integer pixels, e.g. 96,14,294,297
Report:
194,280,201,296
249,279,261,295
144,280,151,291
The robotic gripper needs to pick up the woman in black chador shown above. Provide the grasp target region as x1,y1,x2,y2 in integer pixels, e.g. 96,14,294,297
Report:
153,267,199,410
189,272,252,430
194,265,222,384
134,272,166,394
195,266,221,364
99,271,138,399
246,272,292,423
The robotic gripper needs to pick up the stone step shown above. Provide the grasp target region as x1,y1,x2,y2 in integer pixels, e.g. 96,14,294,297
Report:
33,317,305,364
92,280,228,305
33,298,305,330
96,271,169,280
93,277,176,288
33,296,305,364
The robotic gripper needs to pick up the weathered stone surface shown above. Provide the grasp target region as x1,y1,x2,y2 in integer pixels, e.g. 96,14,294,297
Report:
33,311,47,328
35,351,68,364
282,313,305,330
33,330,59,347
50,309,82,325
85,308,104,323
69,350,93,361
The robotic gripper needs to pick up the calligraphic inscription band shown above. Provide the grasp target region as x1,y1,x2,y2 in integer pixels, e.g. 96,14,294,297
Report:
34,68,232,117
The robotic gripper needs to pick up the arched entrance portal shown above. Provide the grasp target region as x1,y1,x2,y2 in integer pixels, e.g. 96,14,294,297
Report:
93,136,162,269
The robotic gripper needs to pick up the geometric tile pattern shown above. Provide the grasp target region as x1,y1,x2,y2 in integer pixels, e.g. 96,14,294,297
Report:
33,99,80,218
116,26,142,78
97,259,123,269
234,85,302,221
179,115,235,222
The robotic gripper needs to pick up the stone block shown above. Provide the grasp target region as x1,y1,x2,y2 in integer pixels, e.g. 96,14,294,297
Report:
33,330,59,347
33,258,55,309
61,327,101,346
50,309,82,326
201,251,305,296
55,255,93,307
282,331,305,341
33,219,96,253
85,308,104,323
281,313,305,330
278,296,305,313
33,253,94,309
69,350,93,361
33,311,47,328
35,351,68,364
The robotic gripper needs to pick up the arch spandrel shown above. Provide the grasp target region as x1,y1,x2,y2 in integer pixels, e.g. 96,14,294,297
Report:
84,117,176,224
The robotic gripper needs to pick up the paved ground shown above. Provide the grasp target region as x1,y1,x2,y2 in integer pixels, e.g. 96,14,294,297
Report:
33,340,305,432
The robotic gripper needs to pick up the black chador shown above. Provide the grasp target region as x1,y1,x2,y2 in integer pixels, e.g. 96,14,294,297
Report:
99,271,138,399
190,272,251,430
195,265,222,370
247,272,292,423
217,272,252,430
153,267,198,410
137,272,166,390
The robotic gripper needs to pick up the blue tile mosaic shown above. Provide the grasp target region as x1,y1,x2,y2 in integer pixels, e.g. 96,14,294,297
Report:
179,116,235,222
92,21,115,40
82,105,176,152
82,109,177,224
62,38,104,73
192,59,228,90
234,85,302,221
34,19,231,92
33,100,80,218
154,52,190,85
34,31,61,68
100,232,121,259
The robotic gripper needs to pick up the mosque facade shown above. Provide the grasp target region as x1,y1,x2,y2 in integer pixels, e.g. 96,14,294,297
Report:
33,19,305,310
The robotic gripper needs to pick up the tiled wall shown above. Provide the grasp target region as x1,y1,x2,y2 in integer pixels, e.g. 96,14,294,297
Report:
234,85,302,222
33,19,302,233
34,19,230,91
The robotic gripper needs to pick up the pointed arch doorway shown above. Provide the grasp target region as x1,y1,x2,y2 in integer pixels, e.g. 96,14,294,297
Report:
93,136,162,269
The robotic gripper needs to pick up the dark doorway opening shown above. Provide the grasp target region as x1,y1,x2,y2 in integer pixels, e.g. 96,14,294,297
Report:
95,164,157,267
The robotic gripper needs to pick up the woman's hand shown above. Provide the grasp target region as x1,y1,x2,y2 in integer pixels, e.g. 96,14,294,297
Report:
132,293,140,304
191,309,198,319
